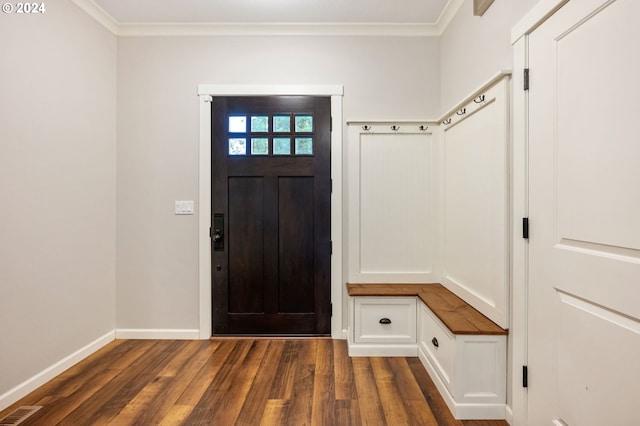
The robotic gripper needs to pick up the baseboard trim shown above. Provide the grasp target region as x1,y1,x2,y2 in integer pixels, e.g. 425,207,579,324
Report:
505,404,514,425
115,328,201,340
0,330,115,411
333,328,348,340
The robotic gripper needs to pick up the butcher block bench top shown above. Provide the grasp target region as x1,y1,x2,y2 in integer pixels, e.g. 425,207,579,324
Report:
346,283,507,336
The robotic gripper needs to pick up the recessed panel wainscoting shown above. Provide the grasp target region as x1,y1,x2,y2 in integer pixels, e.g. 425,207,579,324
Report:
346,74,511,420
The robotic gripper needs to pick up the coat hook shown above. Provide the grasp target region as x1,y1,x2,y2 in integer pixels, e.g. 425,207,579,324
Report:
362,125,371,131
457,108,466,115
391,125,400,131
442,118,451,125
473,95,485,103
419,125,428,131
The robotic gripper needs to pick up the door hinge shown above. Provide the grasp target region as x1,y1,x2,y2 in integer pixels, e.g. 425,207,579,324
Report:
209,227,212,238
524,68,530,91
330,303,333,317
522,217,529,239
330,241,333,255
523,365,528,388
330,116,333,132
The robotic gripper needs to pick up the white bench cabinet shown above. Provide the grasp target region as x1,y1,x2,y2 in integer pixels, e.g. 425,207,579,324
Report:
346,283,508,420
418,303,507,420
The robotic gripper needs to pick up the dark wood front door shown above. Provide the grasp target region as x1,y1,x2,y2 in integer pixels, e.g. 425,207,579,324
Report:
211,96,331,335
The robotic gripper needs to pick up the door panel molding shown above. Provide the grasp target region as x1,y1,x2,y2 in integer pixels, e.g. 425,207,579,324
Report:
555,290,640,425
197,85,344,339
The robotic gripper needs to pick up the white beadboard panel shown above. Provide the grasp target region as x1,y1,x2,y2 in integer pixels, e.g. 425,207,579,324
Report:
360,133,433,273
441,77,510,329
348,124,438,283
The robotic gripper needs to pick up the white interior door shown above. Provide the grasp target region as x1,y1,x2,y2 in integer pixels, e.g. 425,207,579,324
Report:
528,0,640,424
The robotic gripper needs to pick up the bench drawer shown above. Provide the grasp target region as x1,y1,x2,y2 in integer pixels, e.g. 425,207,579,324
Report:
419,303,455,391
353,297,416,343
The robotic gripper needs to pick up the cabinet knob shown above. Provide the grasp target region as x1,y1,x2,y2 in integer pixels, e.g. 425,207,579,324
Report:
432,337,439,348
379,318,392,325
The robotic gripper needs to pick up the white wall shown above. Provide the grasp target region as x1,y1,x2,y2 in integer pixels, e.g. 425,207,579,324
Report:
116,35,440,331
440,0,535,110
0,0,117,403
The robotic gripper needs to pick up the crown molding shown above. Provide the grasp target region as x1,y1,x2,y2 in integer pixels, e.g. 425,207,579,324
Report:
69,0,118,34
436,0,464,35
70,0,463,38
117,22,440,37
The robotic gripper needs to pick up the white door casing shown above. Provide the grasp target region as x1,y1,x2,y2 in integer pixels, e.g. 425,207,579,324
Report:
527,1,640,424
197,85,344,339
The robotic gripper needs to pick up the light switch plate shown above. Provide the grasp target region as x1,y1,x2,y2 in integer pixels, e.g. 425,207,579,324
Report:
175,200,194,215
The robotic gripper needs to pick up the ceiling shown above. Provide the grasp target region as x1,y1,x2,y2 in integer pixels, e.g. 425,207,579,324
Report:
91,0,451,25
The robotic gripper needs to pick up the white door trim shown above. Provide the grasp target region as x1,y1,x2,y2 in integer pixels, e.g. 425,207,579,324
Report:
511,2,566,423
197,85,345,339
510,36,529,426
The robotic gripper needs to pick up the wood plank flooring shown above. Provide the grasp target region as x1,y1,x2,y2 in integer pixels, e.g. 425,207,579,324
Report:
0,339,509,426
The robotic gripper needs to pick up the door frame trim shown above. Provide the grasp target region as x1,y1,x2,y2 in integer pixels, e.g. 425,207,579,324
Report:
197,85,345,339
510,1,568,424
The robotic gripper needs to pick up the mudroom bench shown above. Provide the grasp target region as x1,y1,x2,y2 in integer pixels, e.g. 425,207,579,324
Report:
346,283,508,420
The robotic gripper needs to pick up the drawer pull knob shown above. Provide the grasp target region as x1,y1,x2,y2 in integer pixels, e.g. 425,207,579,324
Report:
432,337,439,348
379,318,392,325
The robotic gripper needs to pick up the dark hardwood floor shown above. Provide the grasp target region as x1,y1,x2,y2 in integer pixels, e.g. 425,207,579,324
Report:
0,339,509,425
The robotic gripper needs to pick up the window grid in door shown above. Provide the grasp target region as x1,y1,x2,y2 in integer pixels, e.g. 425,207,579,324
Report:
228,113,314,157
